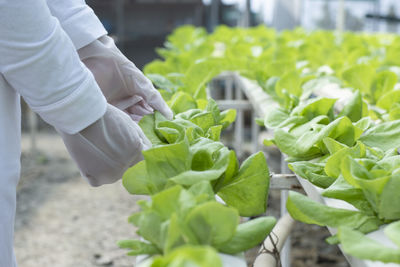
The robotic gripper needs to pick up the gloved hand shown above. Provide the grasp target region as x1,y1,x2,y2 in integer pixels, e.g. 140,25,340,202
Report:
116,94,154,123
78,35,173,121
58,104,152,187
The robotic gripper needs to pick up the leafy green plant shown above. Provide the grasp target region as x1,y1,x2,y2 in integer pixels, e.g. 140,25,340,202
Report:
119,183,276,257
123,139,270,217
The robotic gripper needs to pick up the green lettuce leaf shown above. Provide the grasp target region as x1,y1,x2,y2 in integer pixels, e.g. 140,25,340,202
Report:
322,176,374,215
379,174,400,220
218,217,276,254
118,240,161,256
342,64,374,95
287,191,382,234
338,227,400,264
291,97,336,121
371,70,397,104
150,246,222,267
217,152,270,216
338,91,368,122
324,141,366,179
184,202,239,246
289,161,335,188
359,120,400,151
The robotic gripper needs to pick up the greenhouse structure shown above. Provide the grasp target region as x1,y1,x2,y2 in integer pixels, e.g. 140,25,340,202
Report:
9,0,400,267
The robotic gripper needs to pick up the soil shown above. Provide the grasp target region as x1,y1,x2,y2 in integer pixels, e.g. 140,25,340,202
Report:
15,133,350,267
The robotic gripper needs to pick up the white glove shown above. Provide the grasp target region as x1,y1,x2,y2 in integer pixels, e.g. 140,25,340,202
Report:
115,94,154,123
78,35,173,121
58,104,152,187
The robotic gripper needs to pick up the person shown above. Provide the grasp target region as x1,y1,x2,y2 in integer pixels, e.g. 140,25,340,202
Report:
0,1,173,266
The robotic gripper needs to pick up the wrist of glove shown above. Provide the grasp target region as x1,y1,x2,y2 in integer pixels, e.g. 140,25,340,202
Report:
58,104,151,186
78,35,173,121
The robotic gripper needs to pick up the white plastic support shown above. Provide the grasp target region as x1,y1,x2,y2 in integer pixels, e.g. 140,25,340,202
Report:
270,174,300,191
234,76,244,158
217,100,252,110
240,0,251,27
280,156,291,267
336,0,346,32
251,116,259,154
225,75,234,100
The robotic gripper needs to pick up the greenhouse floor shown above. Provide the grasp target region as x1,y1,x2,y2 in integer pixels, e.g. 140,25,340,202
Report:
15,133,349,267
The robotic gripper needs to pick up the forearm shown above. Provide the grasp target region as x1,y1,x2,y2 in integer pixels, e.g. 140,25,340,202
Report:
46,0,107,50
0,0,107,134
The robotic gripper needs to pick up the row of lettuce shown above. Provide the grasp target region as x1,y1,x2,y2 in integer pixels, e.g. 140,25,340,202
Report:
128,25,400,265
261,42,400,263
117,28,280,266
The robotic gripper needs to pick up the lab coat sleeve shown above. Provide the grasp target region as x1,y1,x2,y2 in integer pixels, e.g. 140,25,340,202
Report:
0,0,107,134
46,0,107,50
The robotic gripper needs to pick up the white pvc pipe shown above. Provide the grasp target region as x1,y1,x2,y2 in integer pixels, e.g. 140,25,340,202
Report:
234,77,244,158
279,156,292,267
225,76,233,100
251,116,259,154
253,213,296,267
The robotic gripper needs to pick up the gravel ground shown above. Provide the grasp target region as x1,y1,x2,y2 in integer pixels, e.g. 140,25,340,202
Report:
15,133,349,267
16,133,144,267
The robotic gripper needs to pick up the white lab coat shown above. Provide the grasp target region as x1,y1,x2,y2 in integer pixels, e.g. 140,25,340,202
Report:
0,1,108,266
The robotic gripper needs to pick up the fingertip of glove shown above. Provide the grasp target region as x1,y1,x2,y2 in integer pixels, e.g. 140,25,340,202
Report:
161,107,174,120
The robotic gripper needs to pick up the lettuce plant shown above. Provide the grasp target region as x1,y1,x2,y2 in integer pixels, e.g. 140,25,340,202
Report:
123,139,270,217
119,183,276,258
